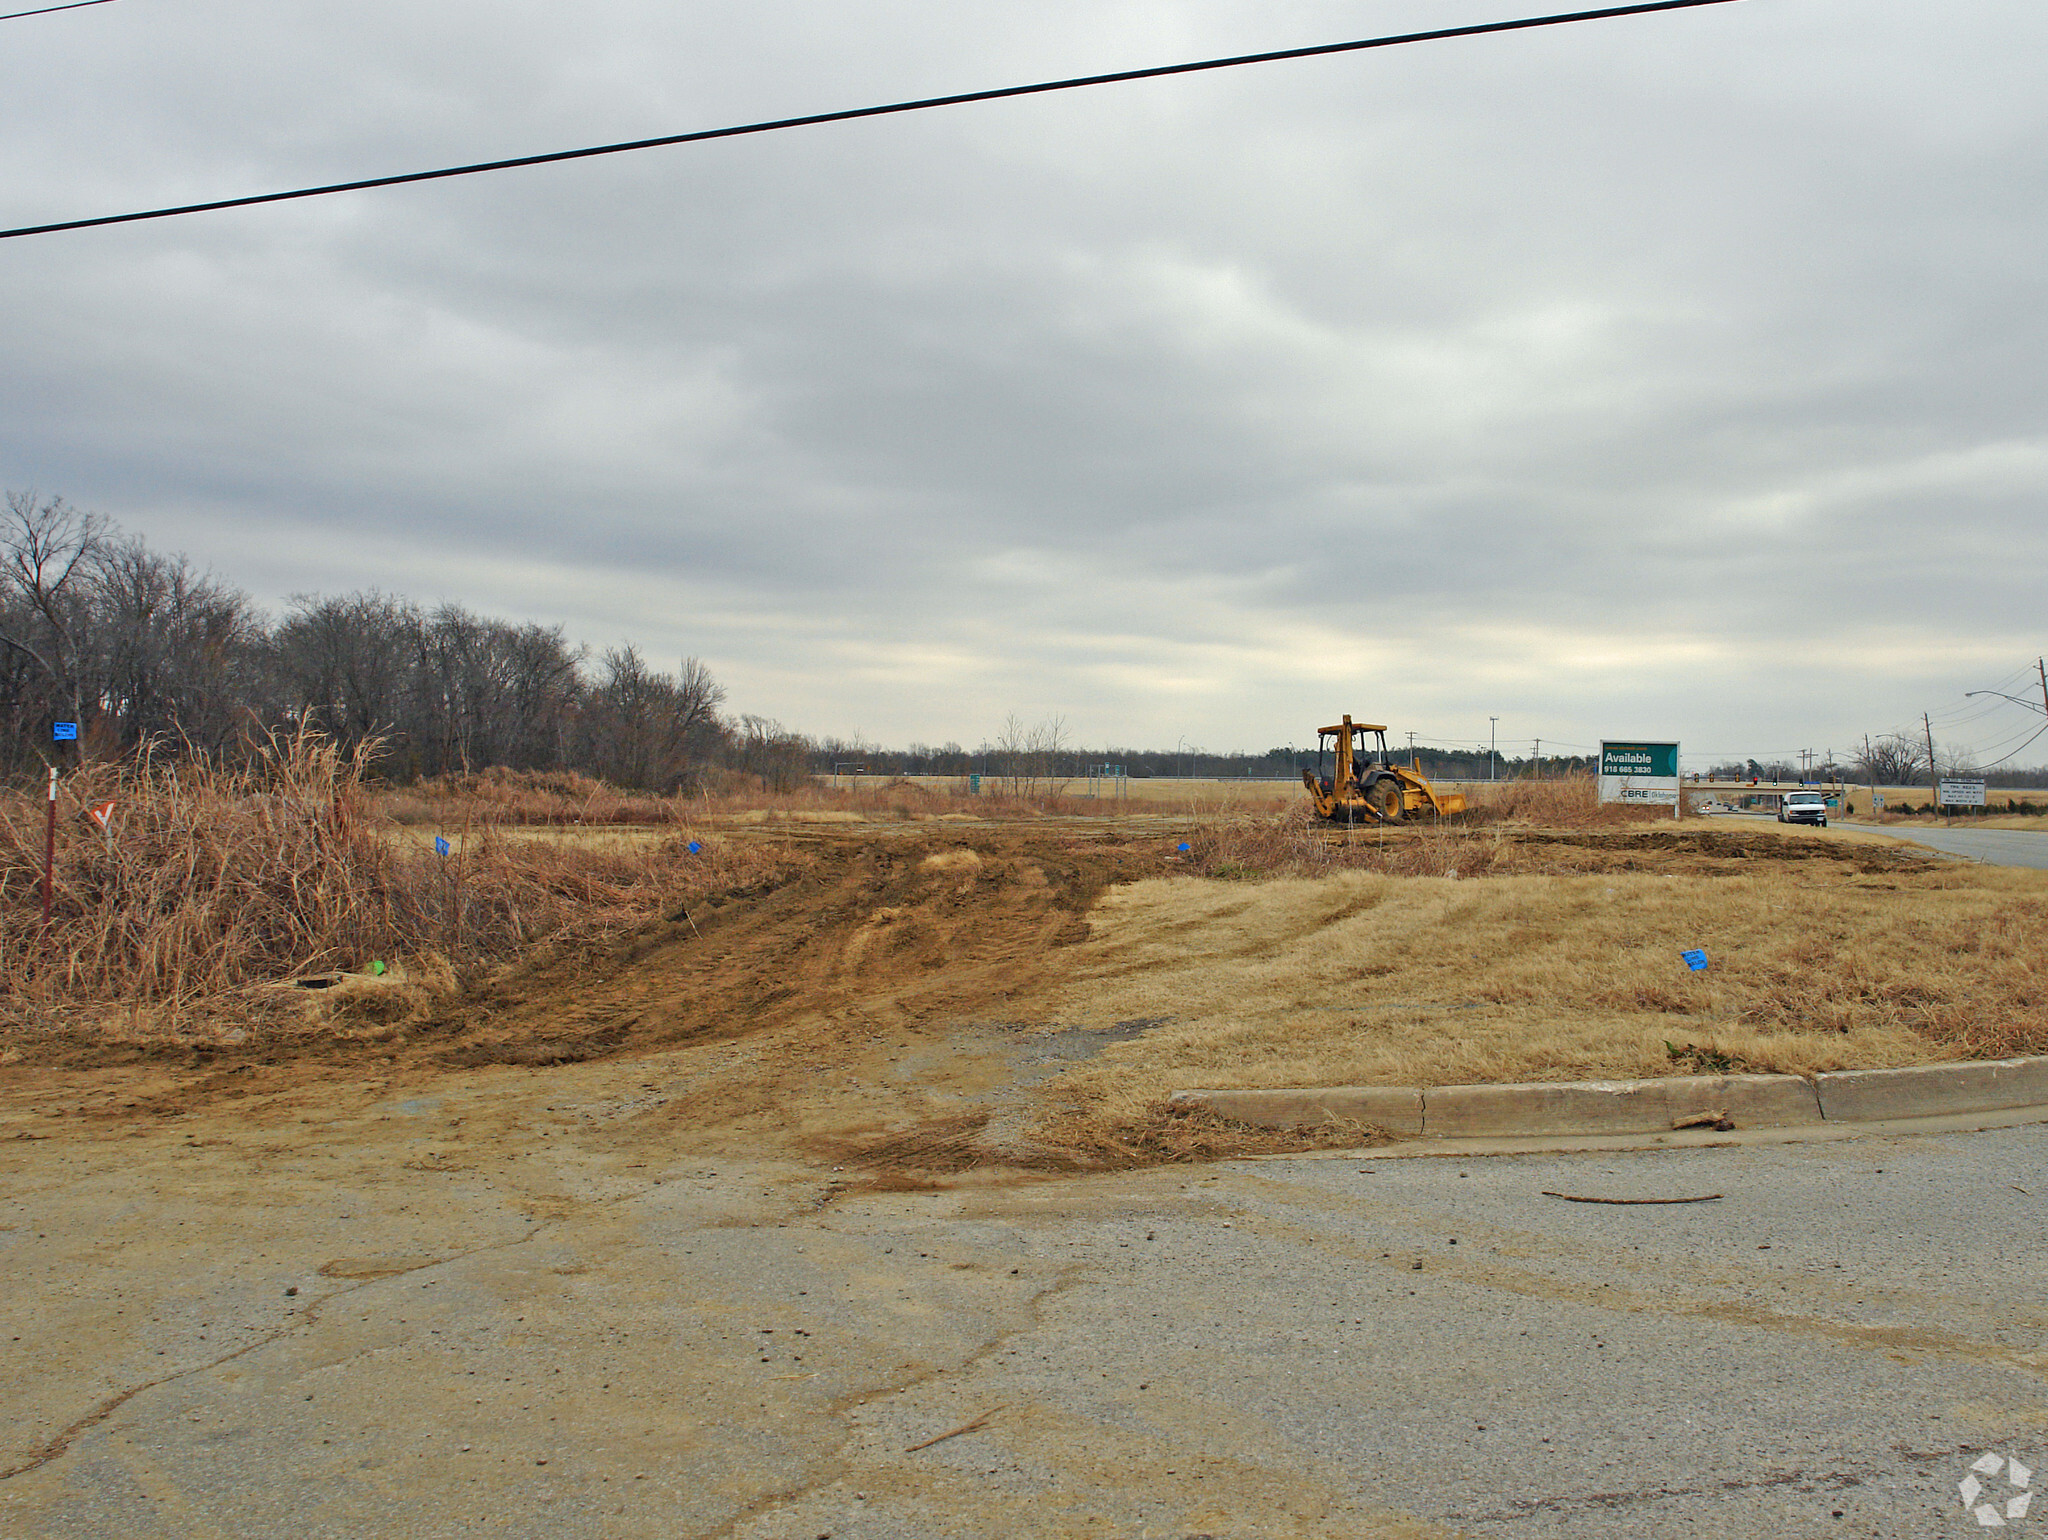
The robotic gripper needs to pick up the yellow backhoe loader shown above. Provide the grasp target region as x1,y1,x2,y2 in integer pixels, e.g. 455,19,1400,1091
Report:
1301,716,1467,824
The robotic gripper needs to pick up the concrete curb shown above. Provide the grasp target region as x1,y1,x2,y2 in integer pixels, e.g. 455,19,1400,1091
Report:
1171,1055,2048,1139
1813,1056,2048,1122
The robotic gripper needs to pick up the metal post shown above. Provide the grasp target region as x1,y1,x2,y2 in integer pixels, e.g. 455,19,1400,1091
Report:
1924,713,1938,815
42,764,56,931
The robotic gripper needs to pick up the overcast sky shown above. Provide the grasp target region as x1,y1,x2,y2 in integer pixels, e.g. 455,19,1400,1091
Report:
3,0,2045,766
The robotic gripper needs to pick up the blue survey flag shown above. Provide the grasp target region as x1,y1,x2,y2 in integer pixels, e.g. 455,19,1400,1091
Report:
434,835,451,857
1681,948,1708,971
687,841,702,854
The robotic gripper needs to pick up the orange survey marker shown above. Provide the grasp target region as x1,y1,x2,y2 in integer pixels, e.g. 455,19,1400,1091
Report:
87,799,116,855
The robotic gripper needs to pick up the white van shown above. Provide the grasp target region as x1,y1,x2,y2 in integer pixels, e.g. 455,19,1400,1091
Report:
1778,791,1829,827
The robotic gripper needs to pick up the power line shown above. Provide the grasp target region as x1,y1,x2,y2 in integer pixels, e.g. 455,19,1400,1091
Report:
1978,722,2048,770
0,0,1746,241
0,0,116,20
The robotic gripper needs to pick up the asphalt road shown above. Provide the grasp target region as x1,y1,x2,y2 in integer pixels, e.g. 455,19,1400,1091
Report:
3,1072,2042,1540
1724,812,2048,869
1867,824,2048,870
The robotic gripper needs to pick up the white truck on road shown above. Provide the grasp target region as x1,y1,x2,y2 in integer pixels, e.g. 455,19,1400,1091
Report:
1778,790,1829,827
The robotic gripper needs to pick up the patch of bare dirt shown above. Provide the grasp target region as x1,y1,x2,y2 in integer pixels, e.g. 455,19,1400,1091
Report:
1509,828,1934,875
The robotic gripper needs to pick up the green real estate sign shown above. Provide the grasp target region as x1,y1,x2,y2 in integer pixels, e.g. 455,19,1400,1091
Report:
1599,742,1679,778
1598,740,1682,813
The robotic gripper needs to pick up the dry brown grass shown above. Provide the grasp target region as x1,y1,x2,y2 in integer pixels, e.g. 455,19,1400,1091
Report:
383,769,1152,832
379,767,687,827
1030,845,2048,1142
0,732,796,1032
845,773,1298,812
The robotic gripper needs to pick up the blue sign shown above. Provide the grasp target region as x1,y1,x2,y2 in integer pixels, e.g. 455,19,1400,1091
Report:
52,721,78,742
686,841,702,854
434,836,450,857
1681,948,1708,971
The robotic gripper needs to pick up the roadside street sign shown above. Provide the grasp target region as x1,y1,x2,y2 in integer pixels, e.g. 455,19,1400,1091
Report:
1938,779,1987,808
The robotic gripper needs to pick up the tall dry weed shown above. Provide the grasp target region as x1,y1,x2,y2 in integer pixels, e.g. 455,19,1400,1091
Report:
1467,775,1682,828
380,767,688,827
1,729,792,1014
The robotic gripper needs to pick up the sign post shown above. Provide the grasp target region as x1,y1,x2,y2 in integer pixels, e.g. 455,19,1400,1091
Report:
1598,741,1682,819
42,765,57,931
41,721,79,933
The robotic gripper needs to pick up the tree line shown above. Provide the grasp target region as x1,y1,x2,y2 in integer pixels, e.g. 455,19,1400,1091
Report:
0,491,811,789
1704,734,2044,788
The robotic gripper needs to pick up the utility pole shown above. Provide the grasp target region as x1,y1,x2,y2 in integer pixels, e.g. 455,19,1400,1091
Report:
1532,739,1541,779
1489,717,1498,781
2039,657,2048,720
1407,730,1416,769
1924,713,1938,811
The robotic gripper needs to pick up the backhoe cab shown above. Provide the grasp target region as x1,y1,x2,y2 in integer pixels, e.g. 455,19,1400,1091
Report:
1301,715,1467,824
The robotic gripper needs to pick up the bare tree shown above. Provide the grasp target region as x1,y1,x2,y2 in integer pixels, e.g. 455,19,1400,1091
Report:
0,491,110,738
271,592,426,761
581,649,728,789
1854,733,1928,785
989,712,1069,795
93,535,264,753
732,714,810,793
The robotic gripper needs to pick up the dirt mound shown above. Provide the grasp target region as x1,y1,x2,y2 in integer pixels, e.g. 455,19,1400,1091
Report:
1507,828,1931,875
421,829,1164,1071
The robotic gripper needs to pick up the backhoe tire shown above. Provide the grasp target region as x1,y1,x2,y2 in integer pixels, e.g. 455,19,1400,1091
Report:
1369,779,1403,824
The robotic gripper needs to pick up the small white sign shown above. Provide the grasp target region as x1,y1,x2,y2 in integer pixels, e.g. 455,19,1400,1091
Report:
1613,784,1680,805
1939,779,1988,808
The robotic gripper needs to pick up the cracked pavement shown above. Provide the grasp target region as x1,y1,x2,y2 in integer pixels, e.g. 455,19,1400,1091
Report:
2,1053,2044,1538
